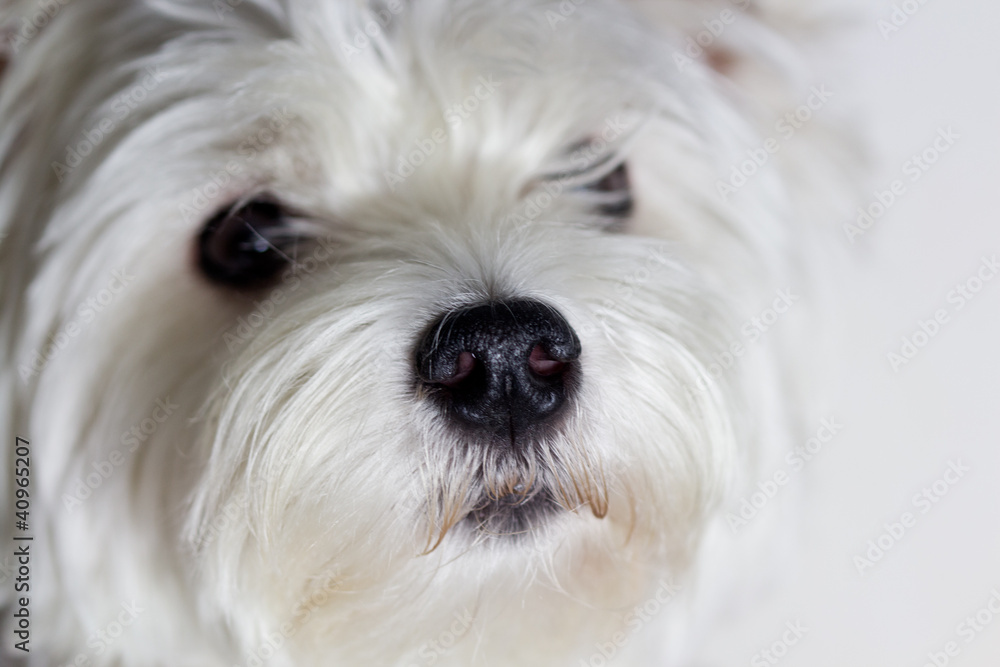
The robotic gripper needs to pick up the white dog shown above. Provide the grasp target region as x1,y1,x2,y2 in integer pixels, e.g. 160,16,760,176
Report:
0,0,850,665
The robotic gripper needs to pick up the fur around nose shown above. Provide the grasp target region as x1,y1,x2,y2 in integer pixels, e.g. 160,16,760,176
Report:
415,300,581,438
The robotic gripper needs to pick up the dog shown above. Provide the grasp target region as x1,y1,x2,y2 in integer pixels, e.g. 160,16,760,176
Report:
0,0,851,664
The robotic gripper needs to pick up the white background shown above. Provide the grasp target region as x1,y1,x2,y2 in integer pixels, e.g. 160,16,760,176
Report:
694,0,1000,665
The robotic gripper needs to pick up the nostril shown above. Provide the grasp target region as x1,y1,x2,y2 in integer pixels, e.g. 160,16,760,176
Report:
527,345,566,378
440,351,477,387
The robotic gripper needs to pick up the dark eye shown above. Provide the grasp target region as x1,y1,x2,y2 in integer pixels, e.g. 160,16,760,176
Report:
198,197,296,289
586,162,633,218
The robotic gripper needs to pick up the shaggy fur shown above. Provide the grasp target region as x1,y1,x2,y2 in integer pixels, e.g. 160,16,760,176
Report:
0,0,846,664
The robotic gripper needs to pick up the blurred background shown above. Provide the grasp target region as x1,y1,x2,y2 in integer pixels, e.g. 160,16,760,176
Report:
692,0,1000,664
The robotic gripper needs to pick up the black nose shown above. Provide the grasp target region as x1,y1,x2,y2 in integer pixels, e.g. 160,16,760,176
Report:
415,300,581,438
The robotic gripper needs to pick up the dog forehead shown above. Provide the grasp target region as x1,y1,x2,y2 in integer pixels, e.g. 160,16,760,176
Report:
249,0,651,129
196,1,651,213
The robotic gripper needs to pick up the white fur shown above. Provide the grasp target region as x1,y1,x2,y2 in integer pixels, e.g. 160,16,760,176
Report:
0,1,840,664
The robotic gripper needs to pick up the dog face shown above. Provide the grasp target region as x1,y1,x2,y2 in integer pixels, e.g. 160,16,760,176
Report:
0,0,793,663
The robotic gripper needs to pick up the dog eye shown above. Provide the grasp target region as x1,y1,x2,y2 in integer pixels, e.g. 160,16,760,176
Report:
585,162,633,219
198,198,297,289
